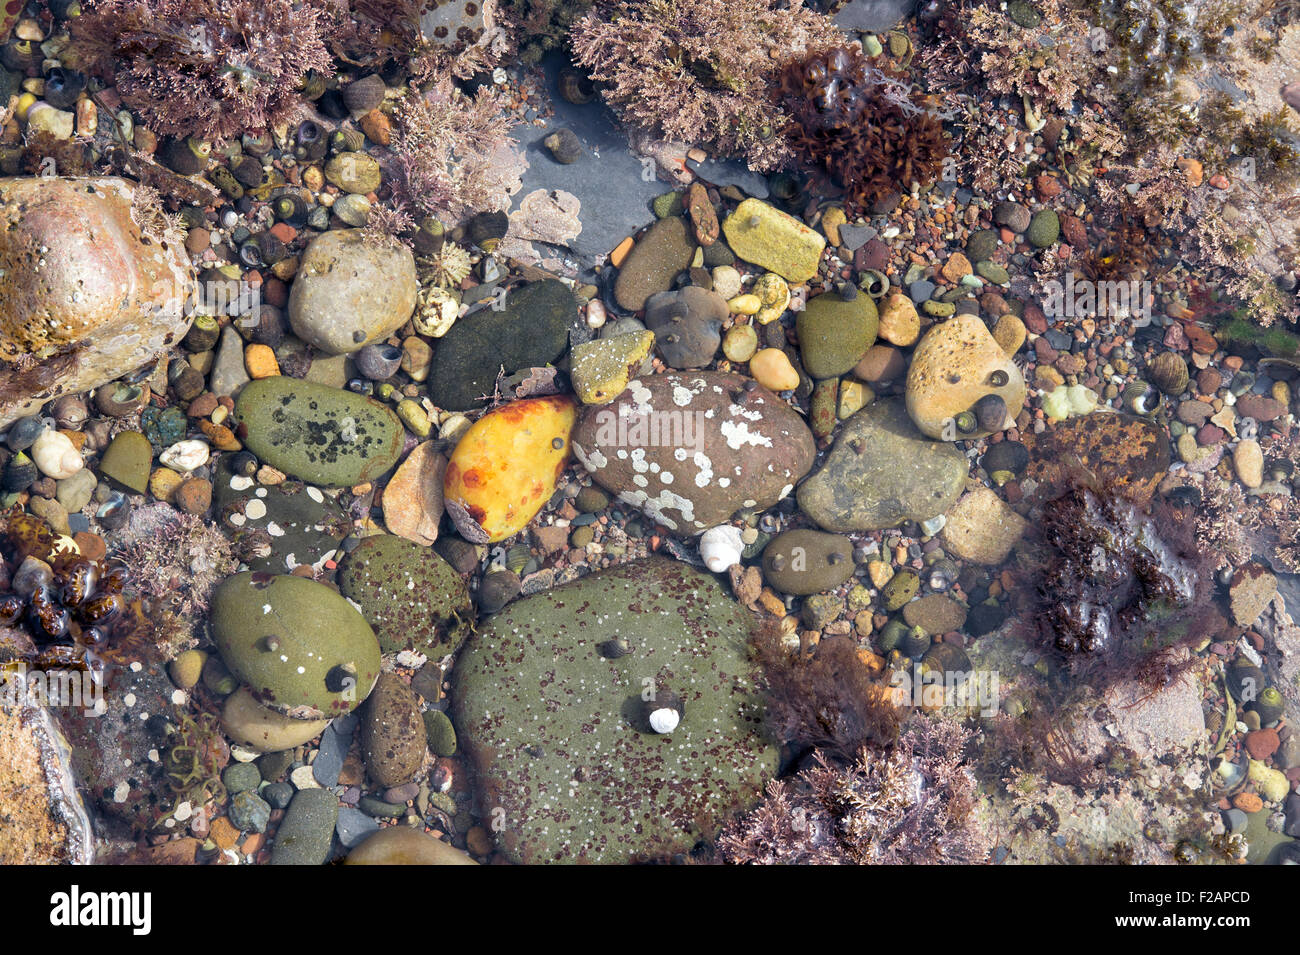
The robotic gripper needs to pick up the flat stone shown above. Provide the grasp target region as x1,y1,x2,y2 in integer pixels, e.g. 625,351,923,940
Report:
270,789,339,865
940,487,1028,565
797,398,966,531
613,217,695,312
721,198,825,283
382,441,446,547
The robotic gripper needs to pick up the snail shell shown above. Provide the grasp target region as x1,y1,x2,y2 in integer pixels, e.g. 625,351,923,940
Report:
543,128,582,164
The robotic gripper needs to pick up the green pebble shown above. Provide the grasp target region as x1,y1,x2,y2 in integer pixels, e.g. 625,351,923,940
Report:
975,260,1010,285
882,569,919,611
575,486,610,513
652,191,684,219
570,525,595,548
1026,208,1060,248
222,761,262,795
423,709,458,757
358,796,406,818
921,301,956,317
257,750,295,782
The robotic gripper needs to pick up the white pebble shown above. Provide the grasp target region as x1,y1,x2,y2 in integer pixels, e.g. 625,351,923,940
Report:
290,765,320,790
159,439,210,473
31,429,83,480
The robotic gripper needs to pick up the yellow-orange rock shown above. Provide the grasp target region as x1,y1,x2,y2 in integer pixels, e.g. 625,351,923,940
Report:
444,395,577,543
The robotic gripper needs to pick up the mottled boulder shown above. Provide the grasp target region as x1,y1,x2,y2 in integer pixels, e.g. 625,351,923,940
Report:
905,314,1025,439
0,177,194,427
571,371,816,534
288,230,417,355
1021,413,1170,503
797,398,967,531
451,558,777,864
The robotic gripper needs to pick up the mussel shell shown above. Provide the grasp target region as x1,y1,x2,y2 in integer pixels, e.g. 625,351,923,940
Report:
57,558,98,607
43,67,86,111
29,586,69,640
77,592,123,626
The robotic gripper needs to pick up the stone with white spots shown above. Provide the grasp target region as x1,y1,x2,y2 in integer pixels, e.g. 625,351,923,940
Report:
571,371,816,534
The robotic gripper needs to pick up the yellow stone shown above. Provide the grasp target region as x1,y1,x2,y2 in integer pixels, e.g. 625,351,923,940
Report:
877,291,920,347
749,348,800,392
838,379,872,419
821,207,847,246
722,198,826,283
444,395,577,542
992,314,1026,356
148,466,183,502
570,331,655,405
728,293,761,315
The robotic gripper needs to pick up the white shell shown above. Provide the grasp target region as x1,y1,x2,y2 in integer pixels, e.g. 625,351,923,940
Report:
699,524,744,573
585,299,607,329
31,429,83,480
159,438,210,473
648,707,680,734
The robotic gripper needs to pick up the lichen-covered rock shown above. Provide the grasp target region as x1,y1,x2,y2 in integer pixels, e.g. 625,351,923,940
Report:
571,371,816,534
443,395,576,543
721,198,825,283
0,177,194,428
797,398,966,531
337,534,474,656
614,217,695,312
360,673,426,788
288,229,417,355
796,290,879,379
211,573,382,720
451,558,777,864
570,331,656,405
905,314,1025,439
427,279,575,411
234,377,405,487
644,286,727,369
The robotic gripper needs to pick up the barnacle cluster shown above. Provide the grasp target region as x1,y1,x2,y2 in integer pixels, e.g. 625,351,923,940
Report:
776,44,948,215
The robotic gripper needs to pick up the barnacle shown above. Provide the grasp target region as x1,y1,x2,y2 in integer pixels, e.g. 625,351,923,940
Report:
417,242,473,289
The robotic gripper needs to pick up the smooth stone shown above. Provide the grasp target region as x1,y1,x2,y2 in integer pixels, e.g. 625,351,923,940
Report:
613,217,695,312
311,720,351,787
288,229,417,355
1026,208,1060,248
345,827,478,864
761,529,855,595
270,789,338,865
337,534,474,656
221,687,331,754
721,198,825,283
361,673,427,788
235,377,404,487
571,371,816,534
0,177,194,428
906,313,1026,439
382,441,446,547
644,286,726,369
427,279,574,411
796,291,879,380
212,572,382,719
451,558,777,864
210,325,251,398
570,331,657,404
940,487,1028,565
797,397,967,531
902,593,967,634
98,431,153,493
424,709,457,756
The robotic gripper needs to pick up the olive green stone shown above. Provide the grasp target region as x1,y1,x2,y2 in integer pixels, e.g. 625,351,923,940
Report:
975,261,1010,285
652,191,684,219
570,331,656,405
98,431,153,493
882,569,920,611
761,528,855,595
614,217,695,312
270,789,338,865
1026,208,1060,248
212,572,382,719
423,708,457,756
361,673,426,787
451,557,777,864
796,291,879,380
965,228,1000,263
234,377,404,487
902,593,968,634
337,534,474,656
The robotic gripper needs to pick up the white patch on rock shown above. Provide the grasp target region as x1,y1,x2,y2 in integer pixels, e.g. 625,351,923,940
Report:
720,419,771,449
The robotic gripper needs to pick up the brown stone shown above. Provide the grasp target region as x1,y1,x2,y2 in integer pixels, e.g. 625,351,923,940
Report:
174,477,212,515
1235,395,1285,422
686,182,719,247
382,441,446,547
0,177,195,427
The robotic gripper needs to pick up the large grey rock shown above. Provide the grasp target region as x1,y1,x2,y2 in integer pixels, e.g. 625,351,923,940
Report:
797,397,967,531
833,0,917,32
288,230,417,355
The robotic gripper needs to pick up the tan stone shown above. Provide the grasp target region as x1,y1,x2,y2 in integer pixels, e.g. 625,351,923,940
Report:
905,314,1026,439
940,486,1028,565
0,177,194,427
992,314,1026,355
383,441,446,547
1234,438,1263,488
877,291,920,347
